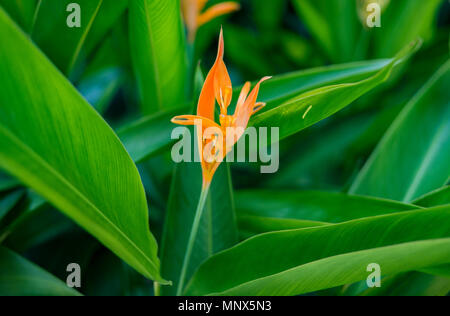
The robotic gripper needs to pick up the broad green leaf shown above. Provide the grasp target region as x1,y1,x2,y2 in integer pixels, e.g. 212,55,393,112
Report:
0,9,165,283
249,40,421,143
129,0,187,114
118,106,190,163
0,0,37,32
186,206,450,296
235,190,419,237
350,60,450,201
161,160,238,296
0,247,81,296
413,186,450,208
32,0,103,75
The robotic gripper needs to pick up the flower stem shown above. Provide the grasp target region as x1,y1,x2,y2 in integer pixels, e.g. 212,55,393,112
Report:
176,182,210,296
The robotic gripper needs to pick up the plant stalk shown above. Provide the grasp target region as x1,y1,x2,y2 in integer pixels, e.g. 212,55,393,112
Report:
176,182,210,296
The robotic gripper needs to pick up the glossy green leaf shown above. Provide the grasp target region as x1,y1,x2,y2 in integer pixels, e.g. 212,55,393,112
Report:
235,190,419,237
129,0,187,114
250,40,421,143
32,0,103,75
350,60,450,201
0,9,165,283
186,206,450,296
161,160,238,296
0,247,81,296
413,186,450,208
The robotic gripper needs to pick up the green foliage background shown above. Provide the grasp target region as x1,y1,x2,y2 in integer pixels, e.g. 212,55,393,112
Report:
0,0,449,296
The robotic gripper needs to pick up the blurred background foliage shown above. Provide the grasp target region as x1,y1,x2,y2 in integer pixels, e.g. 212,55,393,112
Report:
0,0,449,296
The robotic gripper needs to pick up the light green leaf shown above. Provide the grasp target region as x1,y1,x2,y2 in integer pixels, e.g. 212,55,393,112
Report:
250,40,421,143
0,0,37,32
0,9,165,283
186,207,450,296
350,60,450,201
129,0,187,114
0,247,81,296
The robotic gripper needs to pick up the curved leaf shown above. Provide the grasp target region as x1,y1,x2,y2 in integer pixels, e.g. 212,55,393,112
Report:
413,186,450,208
249,40,421,142
0,247,81,296
186,206,450,295
0,9,165,283
129,0,187,114
350,60,450,201
235,190,419,237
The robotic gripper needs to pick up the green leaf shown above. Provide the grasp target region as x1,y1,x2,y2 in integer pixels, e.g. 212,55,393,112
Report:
413,186,450,208
161,160,238,295
118,106,190,163
185,206,450,296
372,0,443,58
250,40,421,143
0,190,24,222
235,190,419,237
0,246,81,296
0,172,19,191
350,60,450,202
0,0,37,32
0,9,165,283
32,0,103,75
292,0,360,63
360,271,450,296
129,0,187,114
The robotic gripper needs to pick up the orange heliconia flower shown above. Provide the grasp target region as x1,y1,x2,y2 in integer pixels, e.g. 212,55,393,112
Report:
181,0,240,42
171,29,271,187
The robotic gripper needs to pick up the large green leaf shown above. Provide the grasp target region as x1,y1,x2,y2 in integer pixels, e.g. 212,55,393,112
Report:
249,40,420,143
186,206,450,296
32,0,103,75
0,172,19,192
161,159,238,296
350,60,450,201
129,0,187,114
0,190,24,222
0,247,81,296
236,190,419,237
413,186,450,208
0,9,165,283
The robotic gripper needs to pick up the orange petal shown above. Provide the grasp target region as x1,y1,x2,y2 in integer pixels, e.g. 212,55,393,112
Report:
197,0,209,12
235,82,251,113
252,102,266,115
197,2,240,27
234,76,271,129
181,0,200,42
171,115,221,129
197,28,229,120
